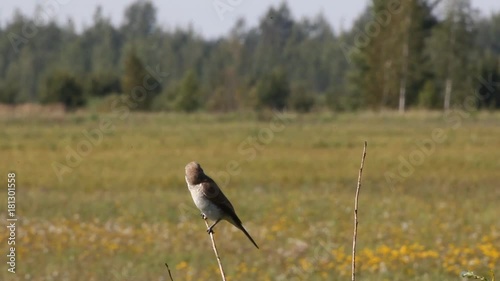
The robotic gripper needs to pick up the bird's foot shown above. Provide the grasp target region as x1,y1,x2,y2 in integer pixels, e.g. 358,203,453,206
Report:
206,226,214,234
201,213,207,220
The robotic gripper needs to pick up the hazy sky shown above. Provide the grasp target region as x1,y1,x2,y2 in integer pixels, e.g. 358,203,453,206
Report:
2,0,500,38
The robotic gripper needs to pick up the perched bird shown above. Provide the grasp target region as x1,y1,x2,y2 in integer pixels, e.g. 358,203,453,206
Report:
185,161,259,249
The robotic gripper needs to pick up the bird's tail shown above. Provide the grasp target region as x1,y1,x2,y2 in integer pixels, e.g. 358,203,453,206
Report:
237,224,259,249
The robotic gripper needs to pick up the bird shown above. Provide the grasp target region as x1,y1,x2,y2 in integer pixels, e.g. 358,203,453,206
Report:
184,161,259,249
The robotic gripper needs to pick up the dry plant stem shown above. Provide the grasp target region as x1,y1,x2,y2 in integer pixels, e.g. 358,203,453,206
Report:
164,263,174,281
204,219,227,281
352,141,367,281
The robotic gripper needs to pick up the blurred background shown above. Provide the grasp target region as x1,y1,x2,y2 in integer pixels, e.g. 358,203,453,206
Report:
1,1,500,281
0,0,499,112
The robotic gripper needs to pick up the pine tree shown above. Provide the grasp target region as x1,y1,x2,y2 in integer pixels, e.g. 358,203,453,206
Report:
121,49,159,110
426,0,476,111
39,71,85,111
175,70,201,112
256,68,290,110
353,0,436,110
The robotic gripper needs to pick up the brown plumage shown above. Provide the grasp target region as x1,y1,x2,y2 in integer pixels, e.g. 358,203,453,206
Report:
185,161,259,249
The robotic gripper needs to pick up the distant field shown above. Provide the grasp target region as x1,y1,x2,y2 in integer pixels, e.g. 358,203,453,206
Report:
1,111,499,280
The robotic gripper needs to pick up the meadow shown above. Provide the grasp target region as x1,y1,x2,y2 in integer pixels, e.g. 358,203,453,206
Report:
1,110,499,280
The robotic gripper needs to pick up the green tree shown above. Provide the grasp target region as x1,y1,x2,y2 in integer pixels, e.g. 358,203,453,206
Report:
174,70,201,112
121,49,159,110
0,80,19,104
39,71,85,110
289,83,315,112
0,62,22,104
417,80,440,108
58,21,87,75
254,3,294,75
352,0,436,110
256,68,290,110
426,0,476,111
88,6,122,74
121,0,157,39
122,49,145,94
476,11,500,55
85,72,121,97
476,51,500,109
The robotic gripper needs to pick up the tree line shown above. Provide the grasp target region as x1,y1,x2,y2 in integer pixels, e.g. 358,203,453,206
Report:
1,0,499,112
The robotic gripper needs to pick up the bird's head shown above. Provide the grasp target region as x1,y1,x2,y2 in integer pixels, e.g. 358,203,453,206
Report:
185,161,204,185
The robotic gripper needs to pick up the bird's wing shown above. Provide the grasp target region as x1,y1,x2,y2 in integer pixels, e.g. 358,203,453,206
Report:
200,179,241,224
200,177,258,249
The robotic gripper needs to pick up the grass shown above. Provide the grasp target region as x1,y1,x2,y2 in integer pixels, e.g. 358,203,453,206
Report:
1,110,499,280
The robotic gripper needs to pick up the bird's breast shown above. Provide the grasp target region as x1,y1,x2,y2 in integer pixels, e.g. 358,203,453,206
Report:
188,184,223,221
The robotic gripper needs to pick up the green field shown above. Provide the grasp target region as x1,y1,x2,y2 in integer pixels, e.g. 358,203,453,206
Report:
1,111,499,280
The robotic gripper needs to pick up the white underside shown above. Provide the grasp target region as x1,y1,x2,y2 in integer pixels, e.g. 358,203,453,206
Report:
189,183,224,221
